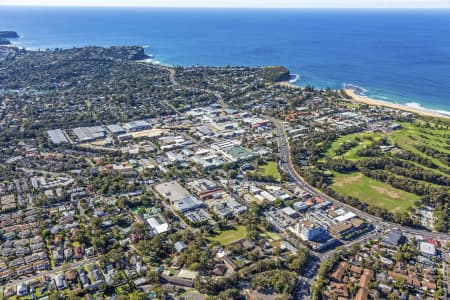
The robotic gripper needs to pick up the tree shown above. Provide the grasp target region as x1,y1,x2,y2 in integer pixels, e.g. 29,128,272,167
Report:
348,281,356,295
285,248,309,273
247,230,259,242
146,270,161,284
217,288,243,300
131,222,146,235
118,291,146,300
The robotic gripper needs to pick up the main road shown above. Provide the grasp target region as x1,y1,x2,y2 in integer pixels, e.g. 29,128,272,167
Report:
272,119,449,241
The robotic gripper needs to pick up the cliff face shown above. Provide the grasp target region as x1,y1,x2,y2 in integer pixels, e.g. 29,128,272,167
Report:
262,66,291,82
76,46,149,61
127,47,149,60
0,31,19,39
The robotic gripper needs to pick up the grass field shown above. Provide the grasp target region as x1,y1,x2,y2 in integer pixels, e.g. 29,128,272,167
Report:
208,225,247,245
322,122,450,178
255,161,282,181
264,230,281,241
308,119,448,229
389,122,450,171
323,122,449,169
332,172,420,213
321,131,382,162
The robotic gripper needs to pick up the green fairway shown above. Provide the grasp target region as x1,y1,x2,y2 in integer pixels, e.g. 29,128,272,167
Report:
389,122,450,171
332,172,420,213
257,161,282,181
322,122,449,167
208,225,247,245
317,122,449,217
320,131,382,162
321,121,450,177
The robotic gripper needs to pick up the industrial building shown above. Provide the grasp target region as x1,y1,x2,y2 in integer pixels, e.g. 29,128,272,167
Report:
123,120,151,132
47,129,69,144
105,124,126,135
72,126,106,142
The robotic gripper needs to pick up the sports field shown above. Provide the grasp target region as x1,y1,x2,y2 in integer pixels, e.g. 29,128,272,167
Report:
208,225,247,245
332,172,420,213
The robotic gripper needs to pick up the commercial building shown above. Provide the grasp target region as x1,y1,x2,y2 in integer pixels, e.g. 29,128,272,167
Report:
47,129,69,144
173,195,203,213
188,179,221,199
223,146,254,161
213,199,247,218
334,211,357,223
293,201,309,212
211,140,238,151
72,126,106,142
281,206,298,218
146,216,170,234
419,241,436,257
106,124,126,135
381,229,405,247
154,181,191,204
123,120,151,132
290,220,327,242
184,208,211,223
242,117,270,129
329,218,368,239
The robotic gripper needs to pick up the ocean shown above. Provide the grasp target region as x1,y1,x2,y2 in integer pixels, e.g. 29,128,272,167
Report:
1,7,450,114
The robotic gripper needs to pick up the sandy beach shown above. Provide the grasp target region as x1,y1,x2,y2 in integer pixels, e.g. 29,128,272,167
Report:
344,89,449,120
278,81,299,88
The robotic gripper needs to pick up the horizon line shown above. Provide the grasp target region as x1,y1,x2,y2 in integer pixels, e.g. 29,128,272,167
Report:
1,4,450,9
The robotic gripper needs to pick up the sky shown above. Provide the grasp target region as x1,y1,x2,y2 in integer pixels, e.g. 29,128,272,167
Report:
1,0,450,8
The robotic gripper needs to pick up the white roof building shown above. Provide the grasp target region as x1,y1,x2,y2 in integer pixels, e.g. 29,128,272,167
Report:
334,212,356,223
123,120,151,131
146,217,170,234
419,241,436,256
260,191,276,202
281,207,298,217
47,129,69,144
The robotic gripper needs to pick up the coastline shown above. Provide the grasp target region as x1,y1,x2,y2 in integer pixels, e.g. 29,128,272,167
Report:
344,89,450,120
278,81,296,88
3,36,450,120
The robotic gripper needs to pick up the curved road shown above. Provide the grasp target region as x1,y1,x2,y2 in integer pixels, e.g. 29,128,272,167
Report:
273,119,450,241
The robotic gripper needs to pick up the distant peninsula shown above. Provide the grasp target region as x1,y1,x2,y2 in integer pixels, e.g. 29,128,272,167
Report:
0,31,19,39
0,31,19,47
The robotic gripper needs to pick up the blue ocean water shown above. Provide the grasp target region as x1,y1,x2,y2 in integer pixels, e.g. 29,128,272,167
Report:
1,7,450,114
